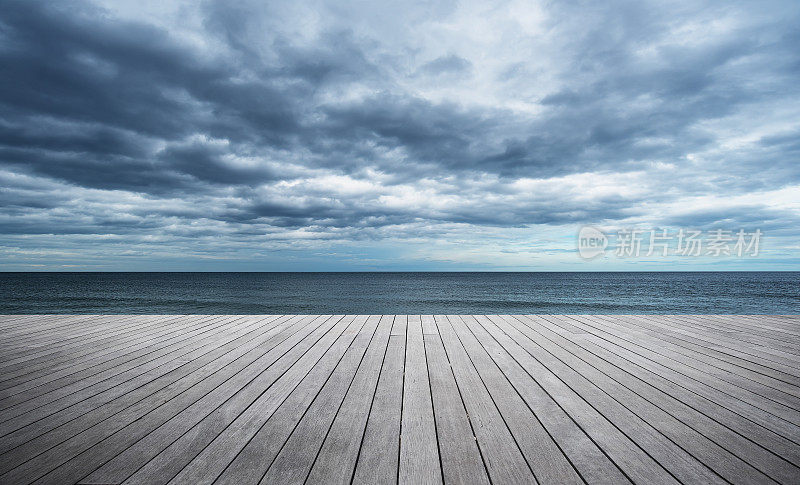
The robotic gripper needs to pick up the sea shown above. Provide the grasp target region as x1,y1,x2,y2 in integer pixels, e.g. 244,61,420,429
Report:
1,272,797,314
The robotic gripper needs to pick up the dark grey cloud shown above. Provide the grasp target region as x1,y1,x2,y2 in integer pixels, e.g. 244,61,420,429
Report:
1,0,799,269
417,54,473,77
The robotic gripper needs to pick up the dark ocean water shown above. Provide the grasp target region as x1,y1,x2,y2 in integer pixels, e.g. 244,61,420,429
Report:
0,272,798,314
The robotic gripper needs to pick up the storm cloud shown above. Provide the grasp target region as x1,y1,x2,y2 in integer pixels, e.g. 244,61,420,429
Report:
1,0,799,270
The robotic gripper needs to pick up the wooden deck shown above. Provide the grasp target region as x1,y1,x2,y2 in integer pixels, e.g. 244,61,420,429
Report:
0,315,798,485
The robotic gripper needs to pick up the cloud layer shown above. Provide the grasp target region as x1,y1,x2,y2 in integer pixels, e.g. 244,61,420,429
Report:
1,0,799,270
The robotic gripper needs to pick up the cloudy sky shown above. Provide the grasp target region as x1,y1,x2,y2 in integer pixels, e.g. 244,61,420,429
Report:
1,0,799,271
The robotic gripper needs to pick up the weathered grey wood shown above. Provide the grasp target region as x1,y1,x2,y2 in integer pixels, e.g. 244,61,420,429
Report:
452,315,583,484
398,314,442,484
305,315,394,485
652,314,800,369
683,315,800,345
421,314,438,335
0,315,219,394
162,315,368,485
3,316,282,478
214,317,378,483
424,330,489,485
0,315,332,484
0,315,118,343
542,318,800,467
482,315,680,485
708,315,800,335
621,315,800,385
0,320,178,384
564,316,800,445
77,315,344,485
0,316,271,433
686,315,800,350
0,315,196,368
496,315,727,484
391,314,407,336
532,315,800,484
0,315,795,485
589,315,800,408
470,315,631,485
0,318,287,476
436,315,535,484
165,314,365,485
0,316,237,414
0,315,223,390
517,316,777,485
0,316,103,351
0,316,292,462
737,315,800,334
612,314,800,371
606,314,800,385
575,315,800,426
260,315,388,484
0,315,170,353
352,332,405,485
0,315,156,362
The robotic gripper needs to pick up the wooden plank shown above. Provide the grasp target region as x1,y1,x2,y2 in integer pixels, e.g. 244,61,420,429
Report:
518,316,777,485
0,315,160,362
564,316,800,445
421,314,438,335
0,318,180,382
480,316,679,485
546,319,800,467
654,314,800,367
0,315,297,477
469,315,630,485
686,315,800,350
398,314,442,484
737,315,800,334
0,316,255,430
0,315,117,342
711,315,800,334
0,316,104,349
2,317,223,393
574,315,800,426
0,315,238,415
621,315,800,385
451,315,583,484
0,315,167,353
0,315,222,390
496,315,726,484
608,314,800,382
602,315,800,404
0,316,292,460
351,334,405,485
533,315,800,484
391,314,407,336
0,315,194,363
153,315,368,485
73,315,344,485
0,314,795,485
436,315,535,484
613,315,800,368
261,315,390,484
0,315,334,484
690,315,800,342
424,330,490,485
305,315,395,485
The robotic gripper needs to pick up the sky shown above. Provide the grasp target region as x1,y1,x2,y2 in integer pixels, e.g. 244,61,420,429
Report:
0,0,799,271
